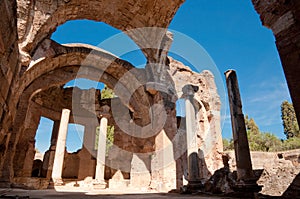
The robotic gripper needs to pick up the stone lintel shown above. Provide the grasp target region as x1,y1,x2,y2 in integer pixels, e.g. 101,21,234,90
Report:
182,84,199,97
146,82,169,95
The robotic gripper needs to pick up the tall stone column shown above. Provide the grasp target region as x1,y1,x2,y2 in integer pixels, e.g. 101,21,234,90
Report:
225,70,261,192
51,109,70,185
77,124,97,180
41,120,60,179
21,140,36,177
50,121,60,149
93,116,108,188
13,102,41,177
182,85,202,191
93,105,110,189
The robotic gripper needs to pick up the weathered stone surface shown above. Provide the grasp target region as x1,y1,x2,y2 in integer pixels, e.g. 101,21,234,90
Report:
0,0,20,186
52,109,70,185
251,1,300,195
130,154,151,188
0,0,225,191
168,57,223,177
16,0,184,63
108,170,130,189
225,70,256,187
2,0,299,197
225,150,300,196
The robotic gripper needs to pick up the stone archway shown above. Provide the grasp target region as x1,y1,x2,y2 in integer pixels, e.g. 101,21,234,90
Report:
1,41,155,183
17,0,184,64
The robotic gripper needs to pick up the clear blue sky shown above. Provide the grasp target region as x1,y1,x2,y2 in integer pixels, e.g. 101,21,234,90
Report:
35,0,291,153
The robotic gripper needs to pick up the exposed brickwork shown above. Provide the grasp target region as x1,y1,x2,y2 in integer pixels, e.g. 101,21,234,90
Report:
252,0,300,197
0,0,20,186
17,0,184,64
252,0,300,126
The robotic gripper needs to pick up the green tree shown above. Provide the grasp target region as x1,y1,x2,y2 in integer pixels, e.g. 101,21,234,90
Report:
94,85,115,154
281,137,300,151
106,125,114,154
281,101,299,139
223,138,234,151
244,116,283,152
95,125,114,155
101,85,114,99
245,115,260,135
224,114,300,152
261,132,283,152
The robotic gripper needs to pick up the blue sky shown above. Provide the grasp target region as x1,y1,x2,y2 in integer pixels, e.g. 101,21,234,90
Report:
35,0,291,153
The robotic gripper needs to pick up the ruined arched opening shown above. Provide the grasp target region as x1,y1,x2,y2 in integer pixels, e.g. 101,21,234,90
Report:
17,0,184,67
5,1,228,192
5,43,155,185
35,117,54,156
0,0,295,196
33,116,85,180
7,39,224,191
51,20,147,69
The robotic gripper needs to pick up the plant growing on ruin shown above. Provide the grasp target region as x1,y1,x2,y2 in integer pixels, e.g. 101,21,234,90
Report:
94,84,115,154
101,85,115,99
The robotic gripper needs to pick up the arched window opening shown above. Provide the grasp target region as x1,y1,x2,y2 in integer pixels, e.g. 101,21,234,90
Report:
176,98,186,130
66,124,84,153
34,117,54,156
64,78,104,90
51,20,146,68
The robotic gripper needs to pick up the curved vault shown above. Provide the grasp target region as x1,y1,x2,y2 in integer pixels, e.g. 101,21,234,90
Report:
17,0,185,63
17,39,150,118
13,40,155,153
11,40,157,177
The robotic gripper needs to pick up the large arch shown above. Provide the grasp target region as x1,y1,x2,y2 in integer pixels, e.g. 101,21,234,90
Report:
17,0,184,63
17,40,150,114
1,40,154,182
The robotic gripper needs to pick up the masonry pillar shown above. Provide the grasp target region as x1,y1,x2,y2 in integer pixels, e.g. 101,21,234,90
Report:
93,105,110,189
225,70,261,192
183,85,202,191
77,122,97,180
21,140,36,177
41,120,60,179
51,109,70,185
50,121,60,149
12,101,41,177
93,116,108,188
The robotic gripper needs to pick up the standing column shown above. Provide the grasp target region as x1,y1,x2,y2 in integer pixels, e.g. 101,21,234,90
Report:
183,85,202,191
50,121,60,150
41,120,60,179
51,109,70,185
93,116,108,189
77,124,97,180
225,70,261,192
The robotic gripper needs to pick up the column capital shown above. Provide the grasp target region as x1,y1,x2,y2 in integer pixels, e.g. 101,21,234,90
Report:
97,105,110,119
182,84,199,98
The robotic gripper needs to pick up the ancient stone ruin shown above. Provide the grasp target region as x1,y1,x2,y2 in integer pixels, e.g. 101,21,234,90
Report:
0,0,224,192
11,58,223,191
0,0,300,198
